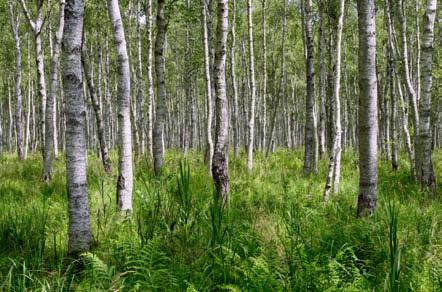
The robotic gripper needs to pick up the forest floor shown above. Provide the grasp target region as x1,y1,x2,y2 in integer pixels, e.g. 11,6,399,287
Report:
0,149,441,291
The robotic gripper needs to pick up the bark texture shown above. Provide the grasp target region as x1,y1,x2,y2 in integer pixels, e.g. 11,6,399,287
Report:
8,0,25,161
324,0,345,202
356,0,378,217
303,0,318,174
153,0,167,175
43,0,65,181
202,0,214,174
63,0,92,255
416,0,437,191
212,0,230,203
108,0,133,211
145,0,154,158
246,0,256,172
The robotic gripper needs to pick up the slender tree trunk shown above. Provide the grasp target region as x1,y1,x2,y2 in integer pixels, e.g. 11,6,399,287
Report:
43,0,65,181
135,0,145,156
63,0,92,256
356,0,378,217
202,0,214,173
108,0,133,212
82,49,112,173
8,82,13,151
145,0,154,158
397,74,415,173
317,0,326,159
303,0,318,174
212,0,230,203
246,0,256,171
386,0,399,170
230,0,239,159
19,0,47,156
8,0,25,160
416,0,437,191
389,56,399,170
265,0,287,158
324,0,345,202
153,0,167,175
397,0,420,141
25,54,31,159
415,0,421,104
261,0,268,154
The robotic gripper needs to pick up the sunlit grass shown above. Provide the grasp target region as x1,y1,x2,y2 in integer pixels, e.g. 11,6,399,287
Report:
0,149,441,291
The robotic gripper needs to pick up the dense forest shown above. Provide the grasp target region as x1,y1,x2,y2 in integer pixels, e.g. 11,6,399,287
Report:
0,0,441,290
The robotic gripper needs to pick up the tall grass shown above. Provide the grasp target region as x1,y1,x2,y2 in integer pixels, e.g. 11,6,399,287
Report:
0,150,441,291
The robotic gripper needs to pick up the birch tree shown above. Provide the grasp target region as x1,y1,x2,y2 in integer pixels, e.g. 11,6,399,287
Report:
246,0,256,172
397,0,419,141
108,0,133,212
43,0,65,181
63,0,92,255
82,48,112,173
416,0,437,191
19,0,47,160
145,0,154,158
8,0,25,161
356,0,378,217
303,0,318,174
230,0,239,159
324,0,345,202
153,0,167,175
212,0,230,203
202,0,214,174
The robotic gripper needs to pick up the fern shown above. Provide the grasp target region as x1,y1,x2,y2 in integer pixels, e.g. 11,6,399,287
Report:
121,237,177,290
81,252,118,290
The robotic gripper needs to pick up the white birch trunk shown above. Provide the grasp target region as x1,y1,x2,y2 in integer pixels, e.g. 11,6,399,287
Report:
356,0,378,217
153,0,167,175
212,0,230,203
246,0,256,172
108,0,133,212
324,0,345,202
416,0,437,191
202,0,214,174
43,0,65,181
63,0,92,255
303,0,318,174
8,0,25,160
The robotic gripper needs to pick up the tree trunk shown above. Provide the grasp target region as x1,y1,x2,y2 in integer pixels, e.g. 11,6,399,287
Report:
108,0,133,212
63,0,92,256
135,0,145,156
416,0,437,191
261,0,268,154
317,0,326,159
324,0,345,202
356,0,378,217
202,0,214,174
43,0,65,181
397,0,419,141
8,81,13,152
19,0,47,157
8,0,25,160
303,0,318,174
212,0,230,203
230,0,239,159
246,0,256,172
145,0,154,159
82,49,112,173
153,0,167,175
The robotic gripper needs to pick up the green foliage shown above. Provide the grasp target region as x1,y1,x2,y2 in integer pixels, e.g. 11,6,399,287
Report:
0,150,441,291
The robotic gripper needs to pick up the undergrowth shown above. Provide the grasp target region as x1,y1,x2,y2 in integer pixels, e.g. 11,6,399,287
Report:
0,150,441,291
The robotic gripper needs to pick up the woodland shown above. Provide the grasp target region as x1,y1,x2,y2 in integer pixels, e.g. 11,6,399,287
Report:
0,0,441,290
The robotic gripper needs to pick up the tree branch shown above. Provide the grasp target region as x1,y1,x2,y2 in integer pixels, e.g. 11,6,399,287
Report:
19,0,36,32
